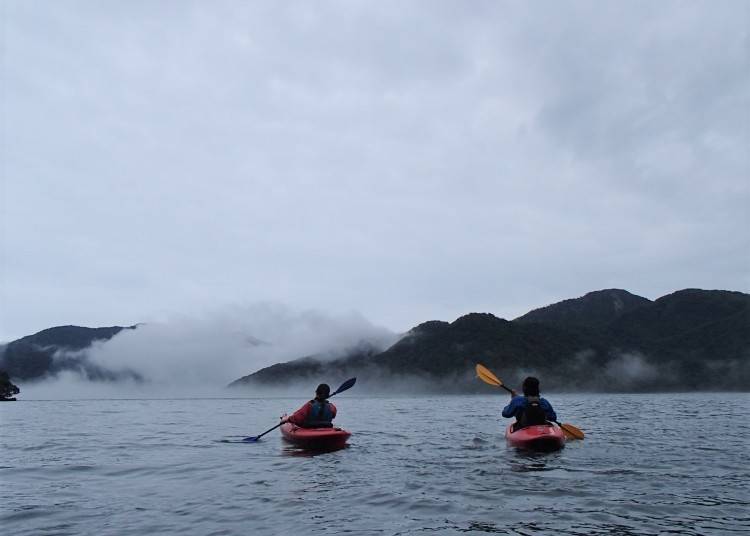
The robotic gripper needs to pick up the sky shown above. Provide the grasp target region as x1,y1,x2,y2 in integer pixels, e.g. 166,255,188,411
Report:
2,0,749,343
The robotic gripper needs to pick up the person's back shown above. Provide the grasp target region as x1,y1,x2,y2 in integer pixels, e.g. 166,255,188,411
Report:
286,383,338,428
501,377,556,431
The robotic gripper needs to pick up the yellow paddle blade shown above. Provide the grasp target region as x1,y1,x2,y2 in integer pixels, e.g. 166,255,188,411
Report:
559,422,585,440
475,363,503,387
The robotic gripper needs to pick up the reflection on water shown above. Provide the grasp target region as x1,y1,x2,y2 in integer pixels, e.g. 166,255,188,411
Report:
1,393,749,535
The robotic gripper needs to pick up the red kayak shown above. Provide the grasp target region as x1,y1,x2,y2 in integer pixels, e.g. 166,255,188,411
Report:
505,423,565,451
279,415,351,451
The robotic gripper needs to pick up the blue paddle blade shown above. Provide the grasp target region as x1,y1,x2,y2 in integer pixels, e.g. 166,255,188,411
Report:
242,436,259,442
332,377,356,395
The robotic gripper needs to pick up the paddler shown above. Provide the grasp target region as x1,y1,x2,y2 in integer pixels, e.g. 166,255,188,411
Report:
502,376,557,431
283,383,337,428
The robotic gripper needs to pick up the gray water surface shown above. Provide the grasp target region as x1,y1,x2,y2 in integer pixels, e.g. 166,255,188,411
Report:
1,393,749,535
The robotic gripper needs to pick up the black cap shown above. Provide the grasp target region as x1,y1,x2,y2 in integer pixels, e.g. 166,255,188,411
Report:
315,383,331,398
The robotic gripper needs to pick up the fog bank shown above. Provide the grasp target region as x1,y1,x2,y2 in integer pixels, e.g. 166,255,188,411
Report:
17,304,397,397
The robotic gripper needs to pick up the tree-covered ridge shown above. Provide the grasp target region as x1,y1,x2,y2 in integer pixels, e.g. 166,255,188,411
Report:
4,289,748,392
232,289,750,392
229,340,382,388
514,289,652,329
0,325,139,381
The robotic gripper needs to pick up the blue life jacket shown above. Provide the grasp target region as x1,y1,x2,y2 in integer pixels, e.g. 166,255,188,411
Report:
304,400,333,428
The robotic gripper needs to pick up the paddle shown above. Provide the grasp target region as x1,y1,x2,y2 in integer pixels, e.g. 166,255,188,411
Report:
242,377,357,442
475,364,585,440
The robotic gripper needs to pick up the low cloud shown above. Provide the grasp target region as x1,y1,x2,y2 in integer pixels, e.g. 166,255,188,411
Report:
16,371,149,400
85,303,397,390
603,352,660,389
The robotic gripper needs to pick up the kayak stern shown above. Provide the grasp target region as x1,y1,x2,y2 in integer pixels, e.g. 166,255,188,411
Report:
505,423,566,452
280,415,351,451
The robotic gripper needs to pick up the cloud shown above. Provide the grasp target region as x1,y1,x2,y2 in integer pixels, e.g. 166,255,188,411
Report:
14,371,139,400
86,303,397,387
2,1,748,341
603,352,660,389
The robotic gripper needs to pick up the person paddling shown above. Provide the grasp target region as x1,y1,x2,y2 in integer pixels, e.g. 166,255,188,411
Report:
284,383,337,428
502,376,556,431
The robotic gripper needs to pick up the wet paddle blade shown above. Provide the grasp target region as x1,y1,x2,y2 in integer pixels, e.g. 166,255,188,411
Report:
475,363,503,387
559,422,585,440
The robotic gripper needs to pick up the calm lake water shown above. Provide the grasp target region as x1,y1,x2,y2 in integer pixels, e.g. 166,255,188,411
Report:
1,393,748,535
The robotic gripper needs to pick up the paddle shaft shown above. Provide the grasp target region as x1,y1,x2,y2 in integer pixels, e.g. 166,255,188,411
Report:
497,383,513,395
250,421,284,441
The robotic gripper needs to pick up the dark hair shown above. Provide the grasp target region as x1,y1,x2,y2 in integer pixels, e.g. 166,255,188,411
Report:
522,377,540,397
315,383,331,399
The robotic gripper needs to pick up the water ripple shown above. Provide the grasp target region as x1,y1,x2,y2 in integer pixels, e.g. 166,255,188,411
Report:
1,394,749,535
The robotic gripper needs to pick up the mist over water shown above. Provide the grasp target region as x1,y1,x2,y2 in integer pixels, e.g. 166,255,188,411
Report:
10,300,748,397
15,304,398,399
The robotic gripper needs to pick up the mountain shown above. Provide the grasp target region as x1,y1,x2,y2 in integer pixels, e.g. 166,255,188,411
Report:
232,289,750,392
604,290,750,390
361,313,589,383
229,340,383,388
6,288,748,392
0,325,141,382
514,289,652,330
608,289,749,349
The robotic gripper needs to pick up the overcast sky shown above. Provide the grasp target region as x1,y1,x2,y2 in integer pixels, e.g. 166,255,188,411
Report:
2,0,748,342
